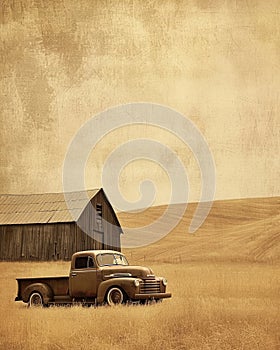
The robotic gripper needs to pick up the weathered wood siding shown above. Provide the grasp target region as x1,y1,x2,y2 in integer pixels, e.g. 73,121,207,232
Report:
0,222,117,261
0,189,121,261
77,189,121,252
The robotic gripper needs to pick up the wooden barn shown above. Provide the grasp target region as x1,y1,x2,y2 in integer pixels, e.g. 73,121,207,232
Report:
0,188,122,261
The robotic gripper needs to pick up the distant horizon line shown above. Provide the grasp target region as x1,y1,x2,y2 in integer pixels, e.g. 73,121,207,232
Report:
0,190,279,213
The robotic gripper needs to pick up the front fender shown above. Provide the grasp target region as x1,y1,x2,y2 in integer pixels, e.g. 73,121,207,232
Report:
97,278,138,304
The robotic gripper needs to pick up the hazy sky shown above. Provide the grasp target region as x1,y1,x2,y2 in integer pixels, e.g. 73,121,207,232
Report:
0,0,279,208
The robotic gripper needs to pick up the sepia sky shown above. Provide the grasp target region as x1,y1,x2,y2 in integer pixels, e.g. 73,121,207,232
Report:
0,0,279,208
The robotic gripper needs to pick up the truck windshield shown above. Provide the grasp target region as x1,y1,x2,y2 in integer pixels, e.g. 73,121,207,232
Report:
97,253,129,266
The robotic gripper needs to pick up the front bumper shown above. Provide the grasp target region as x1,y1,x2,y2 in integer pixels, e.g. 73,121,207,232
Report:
134,292,171,299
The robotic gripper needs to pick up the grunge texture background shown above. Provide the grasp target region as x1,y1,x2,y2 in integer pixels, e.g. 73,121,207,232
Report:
0,0,279,204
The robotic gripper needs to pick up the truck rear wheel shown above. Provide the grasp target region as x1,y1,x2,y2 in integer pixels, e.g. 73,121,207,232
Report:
106,287,124,306
28,292,43,307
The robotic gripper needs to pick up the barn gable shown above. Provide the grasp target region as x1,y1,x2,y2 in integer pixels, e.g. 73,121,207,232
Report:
0,189,122,261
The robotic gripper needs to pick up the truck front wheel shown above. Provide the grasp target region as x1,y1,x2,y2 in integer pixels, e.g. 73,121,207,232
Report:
106,287,124,306
28,292,43,307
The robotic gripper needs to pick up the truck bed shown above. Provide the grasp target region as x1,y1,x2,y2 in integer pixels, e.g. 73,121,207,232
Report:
16,276,69,301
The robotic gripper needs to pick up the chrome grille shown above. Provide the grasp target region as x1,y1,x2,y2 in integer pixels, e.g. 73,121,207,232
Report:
140,280,161,294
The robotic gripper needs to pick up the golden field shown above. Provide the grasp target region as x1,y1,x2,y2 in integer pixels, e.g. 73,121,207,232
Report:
120,196,280,264
0,196,279,349
0,262,279,350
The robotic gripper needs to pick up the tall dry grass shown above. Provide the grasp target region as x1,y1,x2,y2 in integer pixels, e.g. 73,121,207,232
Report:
0,261,279,349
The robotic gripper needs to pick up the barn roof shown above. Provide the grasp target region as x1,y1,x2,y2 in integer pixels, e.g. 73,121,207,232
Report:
0,189,102,225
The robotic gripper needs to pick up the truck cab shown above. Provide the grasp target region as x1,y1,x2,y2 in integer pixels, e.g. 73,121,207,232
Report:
15,250,171,306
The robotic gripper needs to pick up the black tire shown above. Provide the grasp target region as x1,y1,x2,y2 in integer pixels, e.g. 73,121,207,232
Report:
28,292,43,307
106,287,124,306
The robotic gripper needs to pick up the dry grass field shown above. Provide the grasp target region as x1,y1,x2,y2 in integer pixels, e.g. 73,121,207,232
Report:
0,197,279,349
0,262,279,350
120,196,280,264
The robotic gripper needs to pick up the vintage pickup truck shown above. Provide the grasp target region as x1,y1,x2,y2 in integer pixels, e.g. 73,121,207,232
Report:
15,250,171,306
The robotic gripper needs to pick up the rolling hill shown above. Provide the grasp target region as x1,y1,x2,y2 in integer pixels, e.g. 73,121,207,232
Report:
118,196,280,263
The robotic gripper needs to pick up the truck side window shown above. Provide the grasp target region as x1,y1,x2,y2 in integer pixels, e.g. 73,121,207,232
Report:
75,257,88,269
75,256,95,269
88,256,95,268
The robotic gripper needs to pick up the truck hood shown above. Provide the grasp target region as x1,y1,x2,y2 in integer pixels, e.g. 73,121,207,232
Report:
100,265,154,279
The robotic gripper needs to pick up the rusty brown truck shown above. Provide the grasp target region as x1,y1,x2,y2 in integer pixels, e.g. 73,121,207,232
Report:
15,250,171,306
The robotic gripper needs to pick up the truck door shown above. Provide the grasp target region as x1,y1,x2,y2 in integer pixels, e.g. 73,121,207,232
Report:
69,255,97,298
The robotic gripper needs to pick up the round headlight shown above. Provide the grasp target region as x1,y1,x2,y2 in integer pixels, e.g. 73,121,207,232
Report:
134,279,140,287
162,278,168,286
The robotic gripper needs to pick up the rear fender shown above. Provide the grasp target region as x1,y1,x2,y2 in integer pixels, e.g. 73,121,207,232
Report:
22,283,53,304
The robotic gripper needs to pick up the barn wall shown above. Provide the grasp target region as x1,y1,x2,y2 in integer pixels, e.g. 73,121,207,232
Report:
0,222,109,261
93,190,121,251
0,223,73,261
77,190,121,252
